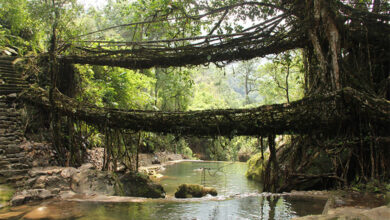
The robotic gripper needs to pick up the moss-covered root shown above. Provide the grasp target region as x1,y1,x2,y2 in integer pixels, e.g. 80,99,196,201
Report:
174,184,217,198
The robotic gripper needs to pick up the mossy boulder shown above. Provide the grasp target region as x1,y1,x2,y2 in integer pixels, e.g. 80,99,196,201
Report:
174,184,217,198
71,164,121,196
245,152,269,182
119,172,165,198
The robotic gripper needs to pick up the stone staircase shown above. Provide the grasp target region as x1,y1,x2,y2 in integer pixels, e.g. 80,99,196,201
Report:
0,56,30,187
0,57,28,95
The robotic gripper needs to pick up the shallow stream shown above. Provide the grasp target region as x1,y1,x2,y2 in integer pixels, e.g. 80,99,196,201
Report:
0,161,327,219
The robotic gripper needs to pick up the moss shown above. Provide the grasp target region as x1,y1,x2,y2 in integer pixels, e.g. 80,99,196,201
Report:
174,184,217,198
245,152,269,182
119,172,165,198
0,185,15,208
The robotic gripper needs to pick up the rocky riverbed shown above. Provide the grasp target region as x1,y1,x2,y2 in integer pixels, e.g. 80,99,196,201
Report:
0,144,185,207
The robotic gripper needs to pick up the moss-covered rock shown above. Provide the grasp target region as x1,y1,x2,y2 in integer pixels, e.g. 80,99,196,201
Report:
174,184,217,198
245,152,269,182
119,172,165,198
0,185,15,208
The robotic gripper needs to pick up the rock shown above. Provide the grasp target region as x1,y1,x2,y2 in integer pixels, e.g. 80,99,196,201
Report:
21,142,57,167
10,194,26,206
245,152,269,182
59,190,76,199
119,172,165,198
293,205,390,220
7,93,17,98
0,211,24,219
174,184,217,198
238,153,251,162
79,163,95,171
60,167,77,179
84,148,104,170
363,206,390,219
10,189,54,206
152,156,161,164
71,165,119,196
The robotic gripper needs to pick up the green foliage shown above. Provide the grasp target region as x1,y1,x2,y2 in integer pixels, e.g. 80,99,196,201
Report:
0,0,38,54
189,65,242,110
351,180,390,194
77,65,155,109
155,68,193,111
257,50,304,104
1,0,305,163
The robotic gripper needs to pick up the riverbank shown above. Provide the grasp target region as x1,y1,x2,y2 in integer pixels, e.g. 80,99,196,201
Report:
2,158,390,219
0,150,185,208
291,190,390,219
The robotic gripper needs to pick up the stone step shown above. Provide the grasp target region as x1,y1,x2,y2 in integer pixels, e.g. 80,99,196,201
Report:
0,67,15,73
7,175,27,184
0,177,6,184
0,102,9,107
4,157,23,163
0,105,20,110
0,83,28,89
0,160,10,166
0,131,23,137
0,70,18,75
0,146,23,154
1,75,25,79
2,79,27,85
0,89,23,95
0,73,22,78
0,65,14,70
0,115,21,120
0,139,22,146
0,132,24,138
0,116,20,120
0,163,29,170
5,152,25,158
0,169,29,177
0,57,17,62
0,112,21,117
0,62,14,67
1,76,26,81
0,125,21,130
0,120,20,126
0,123,21,128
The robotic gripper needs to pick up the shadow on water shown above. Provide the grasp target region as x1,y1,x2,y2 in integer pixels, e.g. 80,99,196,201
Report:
0,161,326,219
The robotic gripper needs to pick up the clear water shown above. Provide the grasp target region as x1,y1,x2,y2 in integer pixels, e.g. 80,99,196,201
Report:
0,161,326,219
158,161,262,196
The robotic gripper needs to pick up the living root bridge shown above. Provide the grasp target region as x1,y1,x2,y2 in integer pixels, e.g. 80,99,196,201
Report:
19,87,389,137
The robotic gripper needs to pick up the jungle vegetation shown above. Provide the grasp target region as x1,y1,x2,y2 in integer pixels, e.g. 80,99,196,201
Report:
1,0,389,192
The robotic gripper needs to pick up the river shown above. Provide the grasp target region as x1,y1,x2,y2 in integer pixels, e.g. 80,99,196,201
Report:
0,161,326,219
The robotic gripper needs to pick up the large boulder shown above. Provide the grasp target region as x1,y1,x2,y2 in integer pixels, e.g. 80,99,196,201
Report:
10,189,54,206
245,152,269,182
70,163,121,196
174,184,217,198
119,172,165,198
